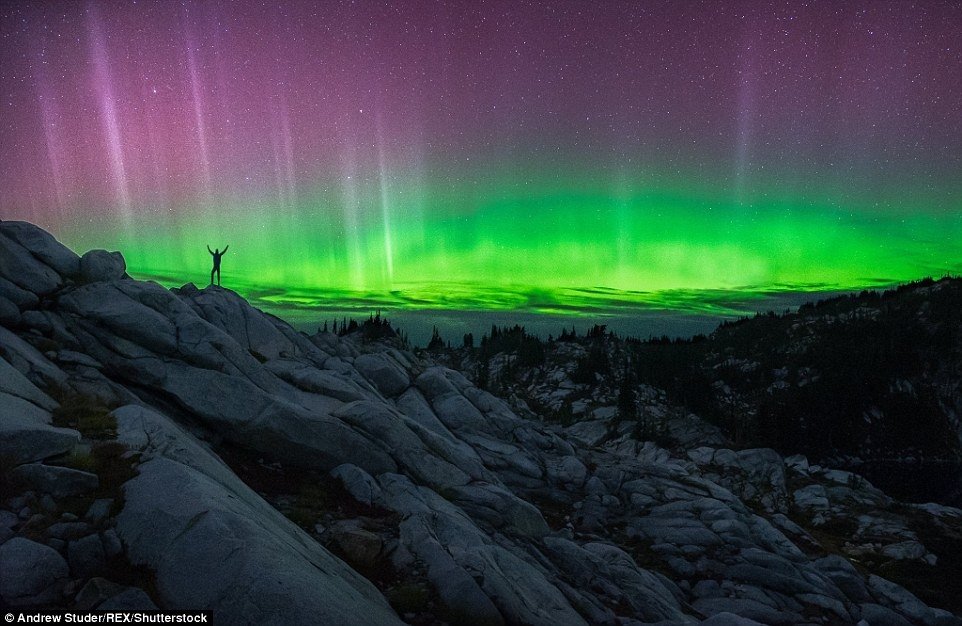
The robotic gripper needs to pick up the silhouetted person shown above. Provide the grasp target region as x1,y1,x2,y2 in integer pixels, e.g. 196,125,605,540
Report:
208,245,228,286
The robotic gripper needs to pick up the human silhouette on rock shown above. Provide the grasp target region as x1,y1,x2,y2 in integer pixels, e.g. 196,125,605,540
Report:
207,245,228,286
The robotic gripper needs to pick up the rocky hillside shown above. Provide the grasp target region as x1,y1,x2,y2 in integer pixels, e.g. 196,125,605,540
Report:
1,219,961,625
439,280,962,506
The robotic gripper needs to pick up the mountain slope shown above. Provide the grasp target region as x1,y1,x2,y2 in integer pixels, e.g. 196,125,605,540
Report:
447,280,962,504
1,219,960,624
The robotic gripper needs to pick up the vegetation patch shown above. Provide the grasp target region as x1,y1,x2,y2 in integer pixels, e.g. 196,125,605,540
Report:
50,390,118,440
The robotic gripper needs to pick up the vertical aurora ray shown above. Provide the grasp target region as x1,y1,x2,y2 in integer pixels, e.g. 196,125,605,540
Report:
376,121,396,284
86,4,132,224
269,95,297,211
33,68,67,215
184,24,213,199
338,146,367,291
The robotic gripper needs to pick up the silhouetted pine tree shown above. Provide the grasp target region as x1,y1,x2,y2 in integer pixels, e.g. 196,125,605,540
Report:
426,326,445,351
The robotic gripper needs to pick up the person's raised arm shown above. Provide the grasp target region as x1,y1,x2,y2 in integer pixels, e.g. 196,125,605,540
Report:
222,245,229,254
207,245,213,255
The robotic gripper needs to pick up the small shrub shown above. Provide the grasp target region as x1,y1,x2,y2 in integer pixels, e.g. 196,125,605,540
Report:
51,445,138,500
51,393,117,440
59,451,98,473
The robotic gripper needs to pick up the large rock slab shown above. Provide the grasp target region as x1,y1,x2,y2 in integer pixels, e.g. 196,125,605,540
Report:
0,275,39,309
447,482,550,537
0,325,68,388
174,284,320,362
11,463,99,497
0,394,79,464
0,356,58,411
544,537,689,623
0,293,19,324
0,221,80,278
266,358,372,402
113,403,402,624
57,281,398,475
118,458,403,625
692,597,802,626
332,400,478,490
80,249,126,282
0,537,69,606
0,229,63,295
380,474,587,626
354,352,410,397
331,464,382,506
67,533,107,578
687,447,788,513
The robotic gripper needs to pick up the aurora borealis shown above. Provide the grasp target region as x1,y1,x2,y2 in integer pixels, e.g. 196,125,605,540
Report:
2,1,961,339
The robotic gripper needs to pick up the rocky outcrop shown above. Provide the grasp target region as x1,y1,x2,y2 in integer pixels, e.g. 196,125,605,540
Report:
2,220,960,625
0,537,70,606
79,250,126,283
118,457,401,625
0,341,80,464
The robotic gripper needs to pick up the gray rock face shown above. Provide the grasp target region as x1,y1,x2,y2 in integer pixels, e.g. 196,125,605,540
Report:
354,352,410,397
544,537,689,623
331,464,382,506
0,294,20,324
0,537,69,606
327,520,383,569
0,221,80,278
0,325,68,388
0,276,38,310
80,249,127,282
0,403,79,464
75,577,126,610
692,598,801,625
687,447,788,513
68,534,107,578
698,614,767,626
0,509,17,534
381,474,587,626
74,577,158,611
175,284,317,362
0,356,58,411
550,455,588,487
112,403,402,625
97,588,159,611
0,229,63,295
55,280,399,476
447,482,549,537
47,522,91,541
85,499,114,525
267,359,372,402
331,400,478,490
118,458,403,625
101,530,122,557
11,463,99,497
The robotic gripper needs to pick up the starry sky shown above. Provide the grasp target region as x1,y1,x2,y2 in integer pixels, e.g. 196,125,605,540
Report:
1,1,961,338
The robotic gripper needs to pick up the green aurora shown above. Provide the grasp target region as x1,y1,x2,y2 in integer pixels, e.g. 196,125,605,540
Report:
62,164,962,328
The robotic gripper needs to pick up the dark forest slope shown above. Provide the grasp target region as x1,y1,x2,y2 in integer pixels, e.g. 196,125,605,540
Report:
441,278,962,504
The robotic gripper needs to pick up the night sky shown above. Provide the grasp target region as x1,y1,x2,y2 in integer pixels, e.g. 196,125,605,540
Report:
2,1,961,336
